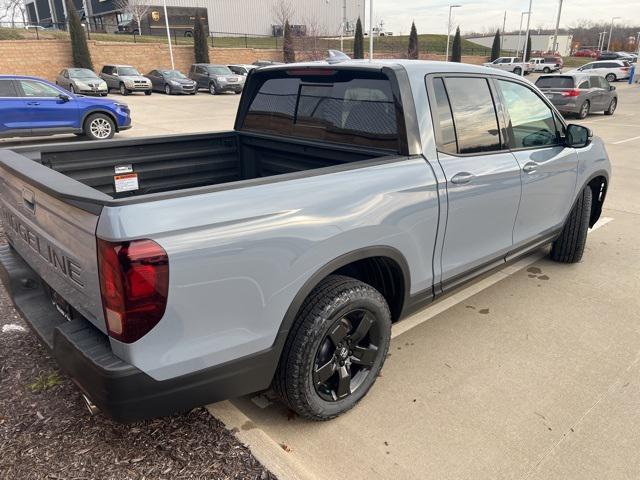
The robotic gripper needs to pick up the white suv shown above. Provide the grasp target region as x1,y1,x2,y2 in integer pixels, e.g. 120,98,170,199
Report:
483,57,532,75
570,60,631,82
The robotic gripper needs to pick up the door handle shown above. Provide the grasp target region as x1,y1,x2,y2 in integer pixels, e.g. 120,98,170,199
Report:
522,162,538,174
26,101,40,106
450,172,474,185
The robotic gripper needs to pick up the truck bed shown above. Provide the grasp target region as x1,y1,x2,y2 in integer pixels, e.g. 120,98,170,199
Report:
11,132,388,199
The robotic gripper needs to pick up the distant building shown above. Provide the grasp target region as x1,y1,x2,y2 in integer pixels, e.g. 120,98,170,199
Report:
24,0,365,37
466,34,573,56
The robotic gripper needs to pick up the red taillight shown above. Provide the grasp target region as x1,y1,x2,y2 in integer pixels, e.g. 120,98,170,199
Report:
98,238,169,343
562,89,581,97
621,67,630,71
286,68,337,76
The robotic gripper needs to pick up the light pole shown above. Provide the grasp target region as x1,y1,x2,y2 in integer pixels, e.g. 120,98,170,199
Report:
445,4,461,61
598,31,606,52
607,16,620,51
340,0,346,51
501,10,506,51
163,0,174,69
551,0,563,54
368,0,373,59
516,11,529,57
521,0,533,69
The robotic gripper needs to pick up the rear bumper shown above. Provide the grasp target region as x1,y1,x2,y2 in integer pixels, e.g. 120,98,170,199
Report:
0,243,278,422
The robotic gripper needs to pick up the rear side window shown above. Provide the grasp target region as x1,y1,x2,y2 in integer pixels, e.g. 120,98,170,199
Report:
498,80,559,149
0,80,18,97
431,78,457,154
535,76,574,89
578,80,590,89
242,70,401,151
441,77,501,154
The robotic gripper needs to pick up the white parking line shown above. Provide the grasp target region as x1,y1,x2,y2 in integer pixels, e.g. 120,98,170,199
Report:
612,135,640,145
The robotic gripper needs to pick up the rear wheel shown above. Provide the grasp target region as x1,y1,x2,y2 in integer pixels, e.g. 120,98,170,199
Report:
514,67,522,75
577,100,590,119
83,113,115,141
604,98,617,115
543,67,551,73
550,187,592,263
274,275,391,420
605,73,616,82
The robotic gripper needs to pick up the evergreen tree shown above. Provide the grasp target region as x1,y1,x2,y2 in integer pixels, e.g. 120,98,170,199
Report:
353,17,364,59
407,21,418,59
193,11,209,64
525,32,532,61
491,29,500,61
451,26,462,62
283,20,295,63
66,0,93,70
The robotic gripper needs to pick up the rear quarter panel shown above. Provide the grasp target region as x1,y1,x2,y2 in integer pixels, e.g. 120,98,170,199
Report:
97,158,440,380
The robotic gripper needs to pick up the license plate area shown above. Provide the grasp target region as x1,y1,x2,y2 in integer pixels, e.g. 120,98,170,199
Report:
48,286,75,322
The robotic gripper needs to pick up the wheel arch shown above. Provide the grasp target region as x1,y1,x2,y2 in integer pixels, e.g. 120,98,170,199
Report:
278,246,411,340
584,172,608,227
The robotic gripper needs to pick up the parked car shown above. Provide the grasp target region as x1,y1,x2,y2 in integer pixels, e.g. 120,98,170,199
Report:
574,48,598,58
227,64,256,76
252,60,284,67
0,75,130,140
597,51,623,60
568,60,631,82
100,64,152,96
145,69,197,95
0,61,610,422
56,68,108,96
188,64,244,94
529,57,561,73
483,57,532,75
535,74,617,119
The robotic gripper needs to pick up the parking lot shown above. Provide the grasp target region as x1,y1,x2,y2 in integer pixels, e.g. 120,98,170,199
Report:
1,79,640,480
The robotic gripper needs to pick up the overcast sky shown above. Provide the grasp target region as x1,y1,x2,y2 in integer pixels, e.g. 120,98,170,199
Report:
371,0,639,35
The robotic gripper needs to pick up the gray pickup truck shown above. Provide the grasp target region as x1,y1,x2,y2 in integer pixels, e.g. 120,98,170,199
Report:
0,60,610,422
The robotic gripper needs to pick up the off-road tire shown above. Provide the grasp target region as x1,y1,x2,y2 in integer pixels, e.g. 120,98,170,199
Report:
274,275,391,421
550,187,593,263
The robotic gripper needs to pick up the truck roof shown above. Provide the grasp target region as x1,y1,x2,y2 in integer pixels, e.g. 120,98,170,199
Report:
258,59,524,80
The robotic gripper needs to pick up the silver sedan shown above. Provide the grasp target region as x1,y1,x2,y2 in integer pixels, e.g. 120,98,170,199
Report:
56,68,108,96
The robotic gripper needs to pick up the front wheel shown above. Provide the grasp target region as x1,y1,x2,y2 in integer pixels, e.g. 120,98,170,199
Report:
274,275,391,421
550,187,593,263
577,100,590,119
145,90,152,96
165,84,172,95
83,113,116,140
119,83,129,96
70,84,76,94
209,82,217,95
604,98,617,115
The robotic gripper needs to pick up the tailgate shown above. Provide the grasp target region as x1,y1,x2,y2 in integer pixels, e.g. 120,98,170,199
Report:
0,155,106,333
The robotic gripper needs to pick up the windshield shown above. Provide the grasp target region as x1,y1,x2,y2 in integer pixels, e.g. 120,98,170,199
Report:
118,67,140,76
207,66,232,75
162,70,187,79
535,76,574,89
68,68,98,79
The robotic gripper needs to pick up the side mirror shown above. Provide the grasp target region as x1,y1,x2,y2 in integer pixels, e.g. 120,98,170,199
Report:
609,85,616,91
58,93,70,102
565,124,592,148
113,73,119,77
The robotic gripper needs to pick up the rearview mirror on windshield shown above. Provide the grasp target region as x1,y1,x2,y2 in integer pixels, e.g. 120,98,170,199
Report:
565,124,592,148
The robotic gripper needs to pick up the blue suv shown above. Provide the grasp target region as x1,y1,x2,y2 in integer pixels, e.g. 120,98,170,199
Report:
0,75,131,141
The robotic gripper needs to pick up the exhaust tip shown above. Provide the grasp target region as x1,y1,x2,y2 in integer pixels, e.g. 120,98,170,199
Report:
81,394,100,416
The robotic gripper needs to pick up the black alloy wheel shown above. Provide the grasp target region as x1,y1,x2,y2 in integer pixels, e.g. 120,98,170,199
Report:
313,308,382,402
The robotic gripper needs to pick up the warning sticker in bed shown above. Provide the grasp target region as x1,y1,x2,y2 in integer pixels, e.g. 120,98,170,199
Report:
114,173,139,193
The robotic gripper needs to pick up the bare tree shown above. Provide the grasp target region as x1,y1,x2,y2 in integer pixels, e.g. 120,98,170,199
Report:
113,0,150,34
0,0,26,27
272,0,294,36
